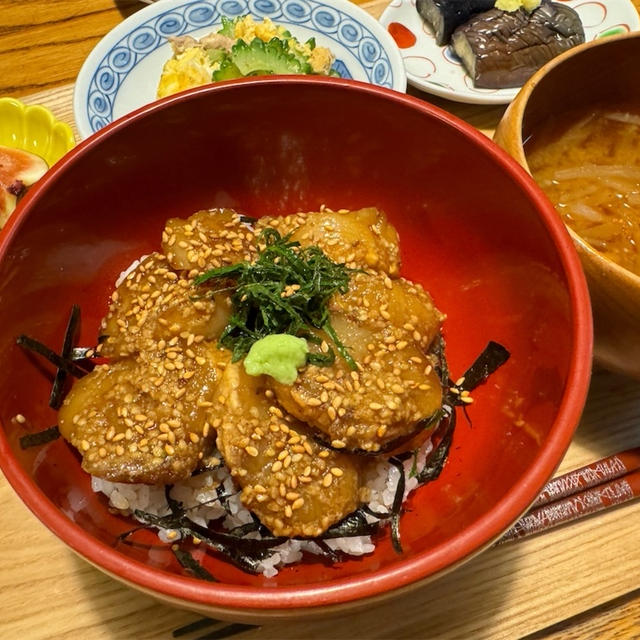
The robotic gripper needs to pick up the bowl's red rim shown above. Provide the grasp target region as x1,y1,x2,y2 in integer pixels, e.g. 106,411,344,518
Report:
0,76,593,612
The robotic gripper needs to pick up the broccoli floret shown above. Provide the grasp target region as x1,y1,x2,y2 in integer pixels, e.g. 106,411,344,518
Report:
228,37,309,76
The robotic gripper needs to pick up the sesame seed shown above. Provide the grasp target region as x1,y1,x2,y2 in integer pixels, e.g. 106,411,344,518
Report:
322,473,333,487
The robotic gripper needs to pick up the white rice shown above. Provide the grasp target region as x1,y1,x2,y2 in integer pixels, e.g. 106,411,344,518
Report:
92,438,433,577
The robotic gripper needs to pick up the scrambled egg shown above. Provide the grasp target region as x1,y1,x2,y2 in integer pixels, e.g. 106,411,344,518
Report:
157,47,214,98
234,15,284,43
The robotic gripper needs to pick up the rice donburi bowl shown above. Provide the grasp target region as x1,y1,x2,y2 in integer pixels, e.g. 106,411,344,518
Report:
0,78,591,617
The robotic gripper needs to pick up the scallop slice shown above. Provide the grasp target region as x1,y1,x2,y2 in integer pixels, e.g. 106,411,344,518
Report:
100,252,231,359
330,272,444,353
256,207,401,275
58,341,228,484
211,362,361,538
271,316,443,453
161,208,257,273
270,272,444,453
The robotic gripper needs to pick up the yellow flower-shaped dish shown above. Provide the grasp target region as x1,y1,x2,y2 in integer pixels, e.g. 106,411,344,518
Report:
0,97,75,168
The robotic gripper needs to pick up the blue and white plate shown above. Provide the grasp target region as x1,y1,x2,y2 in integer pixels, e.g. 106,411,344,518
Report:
73,0,406,138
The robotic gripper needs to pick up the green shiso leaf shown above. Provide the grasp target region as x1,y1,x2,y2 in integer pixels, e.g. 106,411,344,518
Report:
194,228,357,369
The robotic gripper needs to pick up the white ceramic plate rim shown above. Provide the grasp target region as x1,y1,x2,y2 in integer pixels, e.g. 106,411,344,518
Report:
379,0,640,105
73,0,407,138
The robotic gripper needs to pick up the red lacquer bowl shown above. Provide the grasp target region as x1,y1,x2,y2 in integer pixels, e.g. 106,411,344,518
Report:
0,78,592,620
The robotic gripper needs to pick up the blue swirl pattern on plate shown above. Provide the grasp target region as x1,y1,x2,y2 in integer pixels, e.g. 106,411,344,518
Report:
85,0,394,133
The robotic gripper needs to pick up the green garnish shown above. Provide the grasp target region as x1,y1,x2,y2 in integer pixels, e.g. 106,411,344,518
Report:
194,228,357,369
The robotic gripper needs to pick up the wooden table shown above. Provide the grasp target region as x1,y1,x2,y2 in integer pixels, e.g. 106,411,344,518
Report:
1,2,639,638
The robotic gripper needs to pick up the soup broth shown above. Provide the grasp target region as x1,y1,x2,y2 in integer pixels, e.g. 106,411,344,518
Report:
526,102,640,275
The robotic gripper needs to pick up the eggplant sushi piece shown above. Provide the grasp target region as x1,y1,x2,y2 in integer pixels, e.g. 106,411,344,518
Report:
416,0,495,46
451,1,585,89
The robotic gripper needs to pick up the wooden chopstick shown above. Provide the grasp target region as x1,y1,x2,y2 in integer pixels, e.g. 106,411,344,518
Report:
498,447,640,544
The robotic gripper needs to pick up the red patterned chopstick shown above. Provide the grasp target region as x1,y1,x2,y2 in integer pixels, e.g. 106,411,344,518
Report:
498,447,640,544
531,447,640,508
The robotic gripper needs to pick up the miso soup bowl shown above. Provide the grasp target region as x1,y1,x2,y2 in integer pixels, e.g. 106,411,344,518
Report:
0,77,592,620
494,32,640,379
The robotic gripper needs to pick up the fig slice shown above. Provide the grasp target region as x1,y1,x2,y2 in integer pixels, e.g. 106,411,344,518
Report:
0,145,48,227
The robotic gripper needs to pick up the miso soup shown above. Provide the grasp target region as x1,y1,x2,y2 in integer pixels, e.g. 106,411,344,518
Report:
526,103,640,275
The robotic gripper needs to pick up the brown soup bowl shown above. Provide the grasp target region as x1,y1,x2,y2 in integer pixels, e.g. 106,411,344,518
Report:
494,31,640,379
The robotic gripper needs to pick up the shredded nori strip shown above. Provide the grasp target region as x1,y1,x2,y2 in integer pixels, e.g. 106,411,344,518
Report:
320,509,379,539
361,504,392,519
388,457,406,554
432,334,450,387
215,483,236,513
117,524,151,543
165,485,183,517
416,410,456,484
16,334,89,379
18,425,60,449
49,305,81,409
227,521,262,537
451,341,510,398
133,510,285,574
238,215,258,225
314,540,343,564
172,547,218,582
